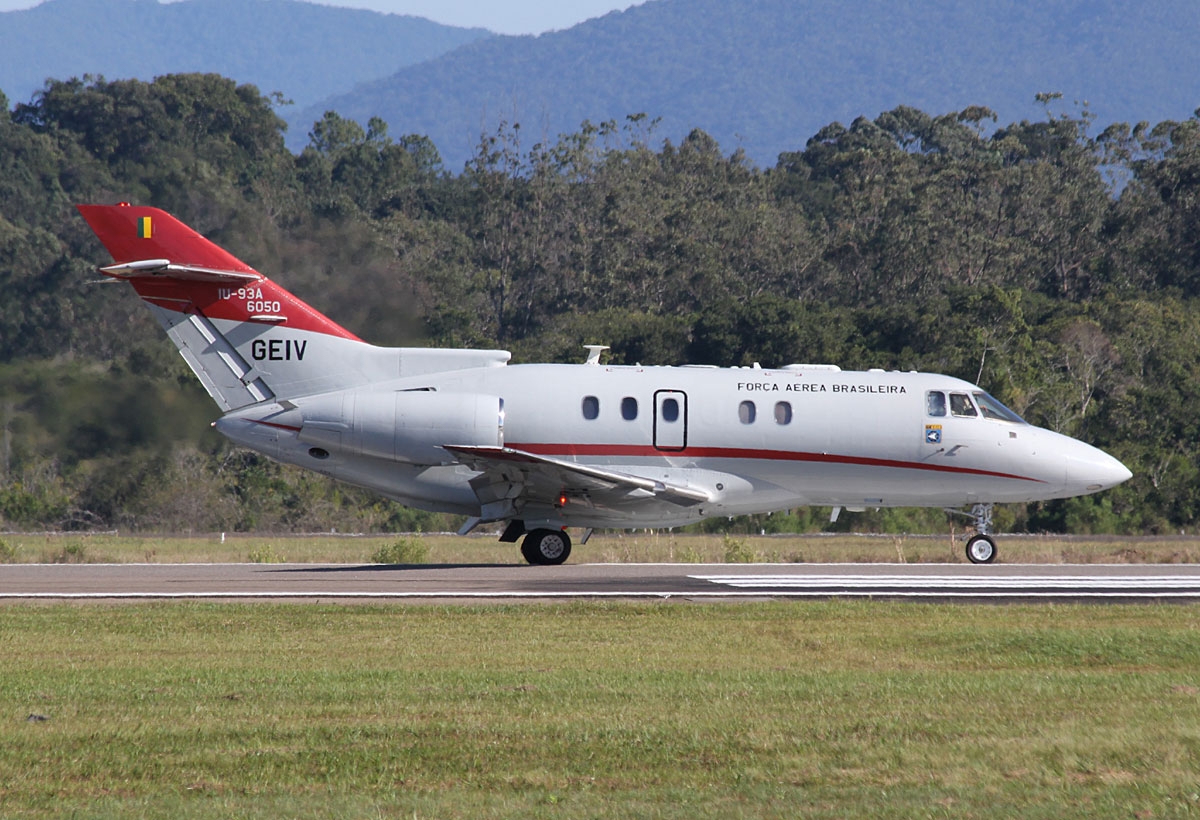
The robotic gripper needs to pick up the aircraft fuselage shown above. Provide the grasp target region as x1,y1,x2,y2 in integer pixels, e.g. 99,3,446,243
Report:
215,361,1130,531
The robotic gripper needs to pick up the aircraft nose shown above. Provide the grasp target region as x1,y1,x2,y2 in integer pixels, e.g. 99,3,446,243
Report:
1065,447,1132,493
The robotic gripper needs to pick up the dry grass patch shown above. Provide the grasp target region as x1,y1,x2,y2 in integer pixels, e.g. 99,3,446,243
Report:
5,531,1200,565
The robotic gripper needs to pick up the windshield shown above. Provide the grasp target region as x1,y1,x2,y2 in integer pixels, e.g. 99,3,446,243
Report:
972,391,1026,424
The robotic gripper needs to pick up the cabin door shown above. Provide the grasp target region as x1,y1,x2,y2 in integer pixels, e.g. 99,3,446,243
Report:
653,390,688,451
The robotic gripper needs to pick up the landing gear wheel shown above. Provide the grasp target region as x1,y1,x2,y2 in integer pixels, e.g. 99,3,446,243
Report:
966,534,997,564
521,529,572,565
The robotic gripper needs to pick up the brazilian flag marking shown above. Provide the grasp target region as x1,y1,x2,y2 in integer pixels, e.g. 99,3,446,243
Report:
137,216,152,238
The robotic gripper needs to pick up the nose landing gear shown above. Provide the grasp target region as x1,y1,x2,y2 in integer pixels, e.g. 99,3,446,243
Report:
965,532,997,564
947,503,998,563
963,503,996,564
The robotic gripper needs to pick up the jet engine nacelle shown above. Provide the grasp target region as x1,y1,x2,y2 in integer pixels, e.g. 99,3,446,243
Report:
297,390,503,465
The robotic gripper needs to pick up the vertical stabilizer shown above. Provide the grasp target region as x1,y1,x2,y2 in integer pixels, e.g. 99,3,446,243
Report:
77,203,397,410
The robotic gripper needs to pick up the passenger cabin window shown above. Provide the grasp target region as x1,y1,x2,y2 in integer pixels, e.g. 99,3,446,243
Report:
949,393,977,418
621,397,638,421
582,396,599,420
775,401,792,425
926,391,947,417
661,397,680,422
739,400,756,424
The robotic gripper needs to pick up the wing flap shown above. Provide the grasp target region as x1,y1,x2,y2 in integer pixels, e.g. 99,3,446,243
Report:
444,445,711,511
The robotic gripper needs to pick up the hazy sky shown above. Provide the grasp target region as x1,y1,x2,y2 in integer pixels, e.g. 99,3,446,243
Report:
0,0,646,34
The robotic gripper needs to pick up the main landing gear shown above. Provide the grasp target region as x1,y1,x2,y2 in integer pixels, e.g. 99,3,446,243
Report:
520,528,572,566
499,519,574,565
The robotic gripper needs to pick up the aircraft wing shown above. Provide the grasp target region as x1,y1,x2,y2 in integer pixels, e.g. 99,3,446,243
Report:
443,445,711,520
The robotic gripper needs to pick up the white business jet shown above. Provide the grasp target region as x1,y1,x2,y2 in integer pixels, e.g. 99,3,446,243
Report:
78,204,1132,565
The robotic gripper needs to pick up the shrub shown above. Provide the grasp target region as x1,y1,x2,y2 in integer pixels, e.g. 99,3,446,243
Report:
248,544,285,564
371,536,429,565
722,534,757,563
48,541,87,564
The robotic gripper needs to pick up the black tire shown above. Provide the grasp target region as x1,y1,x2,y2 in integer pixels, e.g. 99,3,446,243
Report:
519,537,540,565
521,529,572,565
965,534,997,564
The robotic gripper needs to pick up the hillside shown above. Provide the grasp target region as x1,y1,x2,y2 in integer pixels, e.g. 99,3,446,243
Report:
295,0,1200,169
0,0,490,113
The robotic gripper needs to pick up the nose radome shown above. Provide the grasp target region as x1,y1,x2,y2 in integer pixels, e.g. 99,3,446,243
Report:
1066,448,1133,493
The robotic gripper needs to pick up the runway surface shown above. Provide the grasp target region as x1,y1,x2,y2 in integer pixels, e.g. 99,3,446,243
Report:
4,562,1200,602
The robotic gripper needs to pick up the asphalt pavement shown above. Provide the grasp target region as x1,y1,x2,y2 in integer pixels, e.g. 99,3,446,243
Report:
3,562,1200,603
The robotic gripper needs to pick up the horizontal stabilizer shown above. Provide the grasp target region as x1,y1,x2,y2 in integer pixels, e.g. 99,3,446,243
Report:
99,259,260,283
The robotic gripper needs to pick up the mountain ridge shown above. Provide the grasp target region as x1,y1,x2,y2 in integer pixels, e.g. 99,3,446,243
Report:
4,0,1198,169
294,0,1200,169
0,0,491,112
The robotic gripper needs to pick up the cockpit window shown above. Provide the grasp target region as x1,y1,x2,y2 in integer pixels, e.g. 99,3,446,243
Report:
926,391,946,417
972,391,1026,424
949,393,977,418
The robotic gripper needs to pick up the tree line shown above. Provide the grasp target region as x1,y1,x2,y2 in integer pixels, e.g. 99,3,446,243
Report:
1,75,1199,535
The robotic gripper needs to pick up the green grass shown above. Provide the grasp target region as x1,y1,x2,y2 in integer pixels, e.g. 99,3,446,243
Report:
3,531,1200,565
1,602,1199,817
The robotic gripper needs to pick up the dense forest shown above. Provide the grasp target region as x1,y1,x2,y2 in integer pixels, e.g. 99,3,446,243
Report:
1,75,1199,536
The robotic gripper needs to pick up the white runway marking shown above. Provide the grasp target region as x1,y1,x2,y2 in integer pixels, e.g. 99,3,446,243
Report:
0,591,692,600
692,574,1200,598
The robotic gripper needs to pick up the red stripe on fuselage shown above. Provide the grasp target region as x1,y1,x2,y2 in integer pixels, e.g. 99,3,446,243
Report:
240,422,1042,484
505,442,1044,483
249,419,302,433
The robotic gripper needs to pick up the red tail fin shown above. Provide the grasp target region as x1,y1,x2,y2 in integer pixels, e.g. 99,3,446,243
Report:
77,202,257,272
79,203,510,412
78,203,377,410
77,203,359,341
